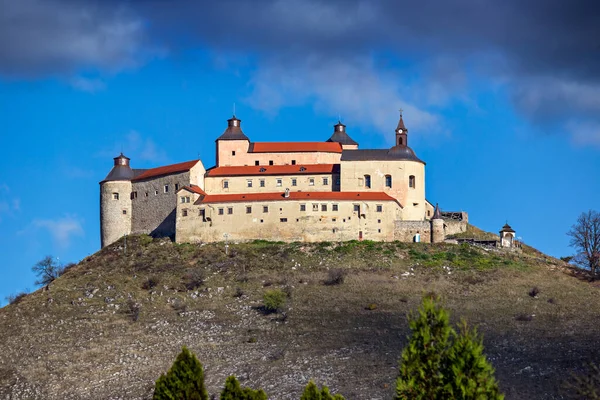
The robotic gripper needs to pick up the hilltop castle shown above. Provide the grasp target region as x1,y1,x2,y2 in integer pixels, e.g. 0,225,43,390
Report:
100,114,467,248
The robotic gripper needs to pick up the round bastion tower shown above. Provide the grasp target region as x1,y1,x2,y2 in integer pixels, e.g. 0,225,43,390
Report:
100,153,133,248
431,203,445,243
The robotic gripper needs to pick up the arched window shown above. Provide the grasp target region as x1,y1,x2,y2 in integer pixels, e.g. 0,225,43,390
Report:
409,175,416,189
364,174,371,188
385,175,392,188
398,137,403,146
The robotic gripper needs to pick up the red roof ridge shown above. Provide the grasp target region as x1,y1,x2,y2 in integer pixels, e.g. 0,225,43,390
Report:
250,142,342,154
132,160,199,181
180,185,207,196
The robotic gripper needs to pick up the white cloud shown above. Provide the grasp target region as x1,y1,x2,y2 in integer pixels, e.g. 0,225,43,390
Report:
70,76,106,93
566,120,600,148
245,56,440,144
98,130,168,164
28,215,84,248
0,184,20,222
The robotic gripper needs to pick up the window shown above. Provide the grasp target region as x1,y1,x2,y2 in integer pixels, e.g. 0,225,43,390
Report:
323,177,329,185
427,210,431,217
332,218,337,222
182,209,188,217
223,180,229,189
232,151,236,156
313,204,319,211
130,191,137,200
227,207,233,215
385,175,392,188
332,204,338,212
260,219,264,223
376,205,383,213
300,204,306,211
247,180,253,188
409,175,416,188
259,167,266,172
378,229,381,233
336,178,341,186
145,192,149,197
155,190,158,195
354,204,360,213
181,196,190,203
280,218,288,222
276,179,282,187
122,209,127,215
255,160,260,166
321,204,327,212
246,206,252,214
291,160,296,165
413,203,419,206
260,179,265,187
378,219,381,224
300,166,306,172
364,175,371,188
164,185,169,193
309,178,315,186
263,205,268,213
269,160,274,165
199,209,206,220
291,178,297,186
112,192,119,200
175,184,179,191
218,208,224,215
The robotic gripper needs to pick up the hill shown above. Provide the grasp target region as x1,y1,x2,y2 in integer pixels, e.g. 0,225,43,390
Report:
1,235,599,399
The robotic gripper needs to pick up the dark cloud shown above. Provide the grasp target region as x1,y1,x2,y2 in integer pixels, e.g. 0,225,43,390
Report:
2,0,599,141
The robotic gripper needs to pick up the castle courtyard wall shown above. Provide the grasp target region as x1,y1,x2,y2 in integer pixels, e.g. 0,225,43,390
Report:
393,220,432,243
176,199,400,243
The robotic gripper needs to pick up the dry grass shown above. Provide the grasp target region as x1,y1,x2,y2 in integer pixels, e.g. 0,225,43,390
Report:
0,235,598,399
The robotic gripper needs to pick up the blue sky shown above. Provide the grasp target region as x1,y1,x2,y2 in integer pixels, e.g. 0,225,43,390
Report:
1,0,599,305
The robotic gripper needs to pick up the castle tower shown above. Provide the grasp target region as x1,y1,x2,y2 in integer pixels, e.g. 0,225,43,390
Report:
499,223,516,248
215,115,250,167
326,121,359,149
395,112,408,147
100,153,133,247
431,203,444,243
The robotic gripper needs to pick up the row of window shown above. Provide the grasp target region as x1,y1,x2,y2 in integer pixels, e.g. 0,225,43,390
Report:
223,177,332,189
229,153,300,167
112,184,181,201
181,203,384,217
359,174,415,189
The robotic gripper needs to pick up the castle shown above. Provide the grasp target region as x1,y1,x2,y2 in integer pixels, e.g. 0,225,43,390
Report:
100,114,467,248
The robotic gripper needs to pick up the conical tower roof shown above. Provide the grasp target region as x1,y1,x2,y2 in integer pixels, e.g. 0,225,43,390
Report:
326,121,358,146
101,153,134,183
432,203,442,220
216,115,249,141
500,223,515,233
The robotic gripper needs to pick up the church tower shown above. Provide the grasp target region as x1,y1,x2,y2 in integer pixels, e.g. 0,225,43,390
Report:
100,153,133,247
395,112,408,147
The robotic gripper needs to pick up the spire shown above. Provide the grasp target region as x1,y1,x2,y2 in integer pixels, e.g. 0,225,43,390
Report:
394,110,408,147
432,203,442,219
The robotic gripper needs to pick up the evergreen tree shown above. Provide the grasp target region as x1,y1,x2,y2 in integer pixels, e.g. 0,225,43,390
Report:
153,347,208,400
395,298,504,400
301,381,345,400
220,375,267,400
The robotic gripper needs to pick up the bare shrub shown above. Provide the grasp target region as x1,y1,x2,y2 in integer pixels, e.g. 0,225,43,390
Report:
548,298,556,304
6,292,27,305
171,299,188,314
324,268,347,286
234,287,244,298
184,268,206,291
126,299,141,322
32,256,65,287
141,276,160,290
515,313,533,322
528,287,540,298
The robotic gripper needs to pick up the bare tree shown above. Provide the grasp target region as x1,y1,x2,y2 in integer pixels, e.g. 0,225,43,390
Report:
32,256,64,287
567,210,600,277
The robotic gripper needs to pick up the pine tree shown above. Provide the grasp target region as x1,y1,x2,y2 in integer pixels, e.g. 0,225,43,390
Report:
445,321,503,399
395,297,452,399
395,297,504,400
153,346,209,400
301,381,345,400
220,375,267,400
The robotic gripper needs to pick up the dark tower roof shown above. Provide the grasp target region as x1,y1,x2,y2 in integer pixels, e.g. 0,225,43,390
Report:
500,223,515,233
326,121,358,146
216,115,250,141
101,153,135,183
432,203,442,219
396,115,407,132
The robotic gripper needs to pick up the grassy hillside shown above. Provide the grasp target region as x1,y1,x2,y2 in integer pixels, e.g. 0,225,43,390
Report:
1,235,599,399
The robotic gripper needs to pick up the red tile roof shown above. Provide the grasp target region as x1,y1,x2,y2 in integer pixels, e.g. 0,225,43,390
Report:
132,160,199,181
197,191,400,206
206,164,337,177
180,185,207,195
250,142,343,153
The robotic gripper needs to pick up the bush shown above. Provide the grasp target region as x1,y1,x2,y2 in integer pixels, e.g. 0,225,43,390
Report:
142,276,160,290
528,287,540,298
220,375,267,400
126,299,141,322
6,292,27,305
395,297,503,399
32,256,65,287
300,381,345,400
563,363,600,399
184,268,206,291
262,289,287,314
324,269,347,286
153,346,208,400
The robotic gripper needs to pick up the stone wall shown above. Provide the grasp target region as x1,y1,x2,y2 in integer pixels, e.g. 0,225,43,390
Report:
131,171,191,238
393,220,431,243
204,173,335,195
444,218,468,236
176,198,401,243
